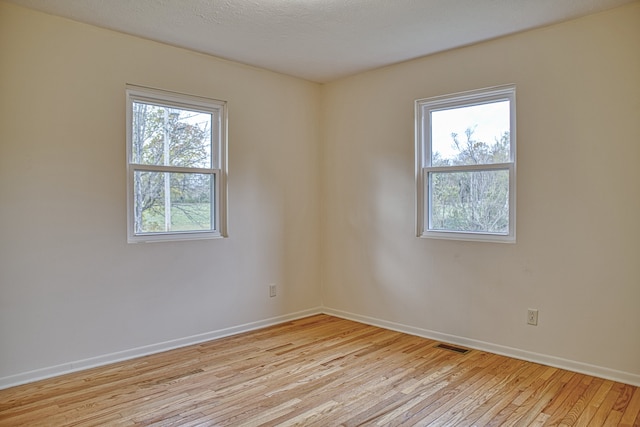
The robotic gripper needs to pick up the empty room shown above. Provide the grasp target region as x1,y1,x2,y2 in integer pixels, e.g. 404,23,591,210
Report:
0,0,639,425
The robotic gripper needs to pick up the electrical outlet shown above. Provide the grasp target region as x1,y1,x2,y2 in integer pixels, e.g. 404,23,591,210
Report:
269,284,277,298
527,309,538,326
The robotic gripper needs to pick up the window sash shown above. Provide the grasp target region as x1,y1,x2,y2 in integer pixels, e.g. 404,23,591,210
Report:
127,168,221,240
131,170,217,235
423,164,515,239
128,96,222,170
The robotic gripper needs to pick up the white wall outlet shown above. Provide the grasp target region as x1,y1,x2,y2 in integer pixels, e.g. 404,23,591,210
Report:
527,309,538,326
269,284,277,298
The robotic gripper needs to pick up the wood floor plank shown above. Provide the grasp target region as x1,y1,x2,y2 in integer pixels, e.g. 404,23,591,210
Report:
466,367,568,426
620,388,640,427
558,376,605,427
455,363,539,425
396,355,509,425
542,373,595,426
573,379,615,427
588,382,628,427
0,314,637,426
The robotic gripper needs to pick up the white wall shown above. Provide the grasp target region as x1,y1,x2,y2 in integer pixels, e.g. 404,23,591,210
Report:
321,3,640,383
0,2,321,385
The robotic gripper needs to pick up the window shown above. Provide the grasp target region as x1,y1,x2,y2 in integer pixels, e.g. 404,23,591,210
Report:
126,85,227,243
416,85,516,242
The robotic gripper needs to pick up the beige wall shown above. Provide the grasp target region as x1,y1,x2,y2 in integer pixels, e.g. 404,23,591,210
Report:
1,1,639,387
321,3,640,382
0,2,321,384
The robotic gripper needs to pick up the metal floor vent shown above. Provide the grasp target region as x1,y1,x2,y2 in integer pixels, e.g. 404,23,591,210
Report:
435,343,471,354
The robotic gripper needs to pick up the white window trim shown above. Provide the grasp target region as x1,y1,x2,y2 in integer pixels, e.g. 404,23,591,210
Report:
126,85,228,243
415,85,516,243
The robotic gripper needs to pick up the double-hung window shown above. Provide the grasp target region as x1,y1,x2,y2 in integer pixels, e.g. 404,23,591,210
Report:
416,85,516,242
126,85,227,243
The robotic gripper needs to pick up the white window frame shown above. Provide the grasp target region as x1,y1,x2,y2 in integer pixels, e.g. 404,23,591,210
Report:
415,85,516,243
126,85,228,243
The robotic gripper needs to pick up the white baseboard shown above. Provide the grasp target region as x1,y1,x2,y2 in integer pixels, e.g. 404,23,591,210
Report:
321,307,640,387
0,307,323,390
3,306,638,390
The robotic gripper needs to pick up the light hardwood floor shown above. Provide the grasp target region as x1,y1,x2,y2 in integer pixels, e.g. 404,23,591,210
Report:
1,314,639,426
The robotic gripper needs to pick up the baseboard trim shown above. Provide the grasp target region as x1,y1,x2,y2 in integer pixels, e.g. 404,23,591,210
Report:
0,307,323,390
3,306,637,390
321,307,640,387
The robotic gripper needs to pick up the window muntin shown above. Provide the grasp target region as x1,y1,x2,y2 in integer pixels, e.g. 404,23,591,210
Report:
416,85,516,242
126,86,227,243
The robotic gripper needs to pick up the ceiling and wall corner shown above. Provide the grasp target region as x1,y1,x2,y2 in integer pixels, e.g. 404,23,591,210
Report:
3,0,636,82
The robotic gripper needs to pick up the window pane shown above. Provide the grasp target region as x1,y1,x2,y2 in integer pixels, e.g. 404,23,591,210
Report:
431,100,510,166
132,102,212,168
429,170,509,234
133,171,213,234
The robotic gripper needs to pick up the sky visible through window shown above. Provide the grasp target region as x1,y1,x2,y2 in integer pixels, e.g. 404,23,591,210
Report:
431,100,510,163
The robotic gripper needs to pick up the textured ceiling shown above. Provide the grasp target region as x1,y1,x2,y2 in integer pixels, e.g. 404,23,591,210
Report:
6,0,636,82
